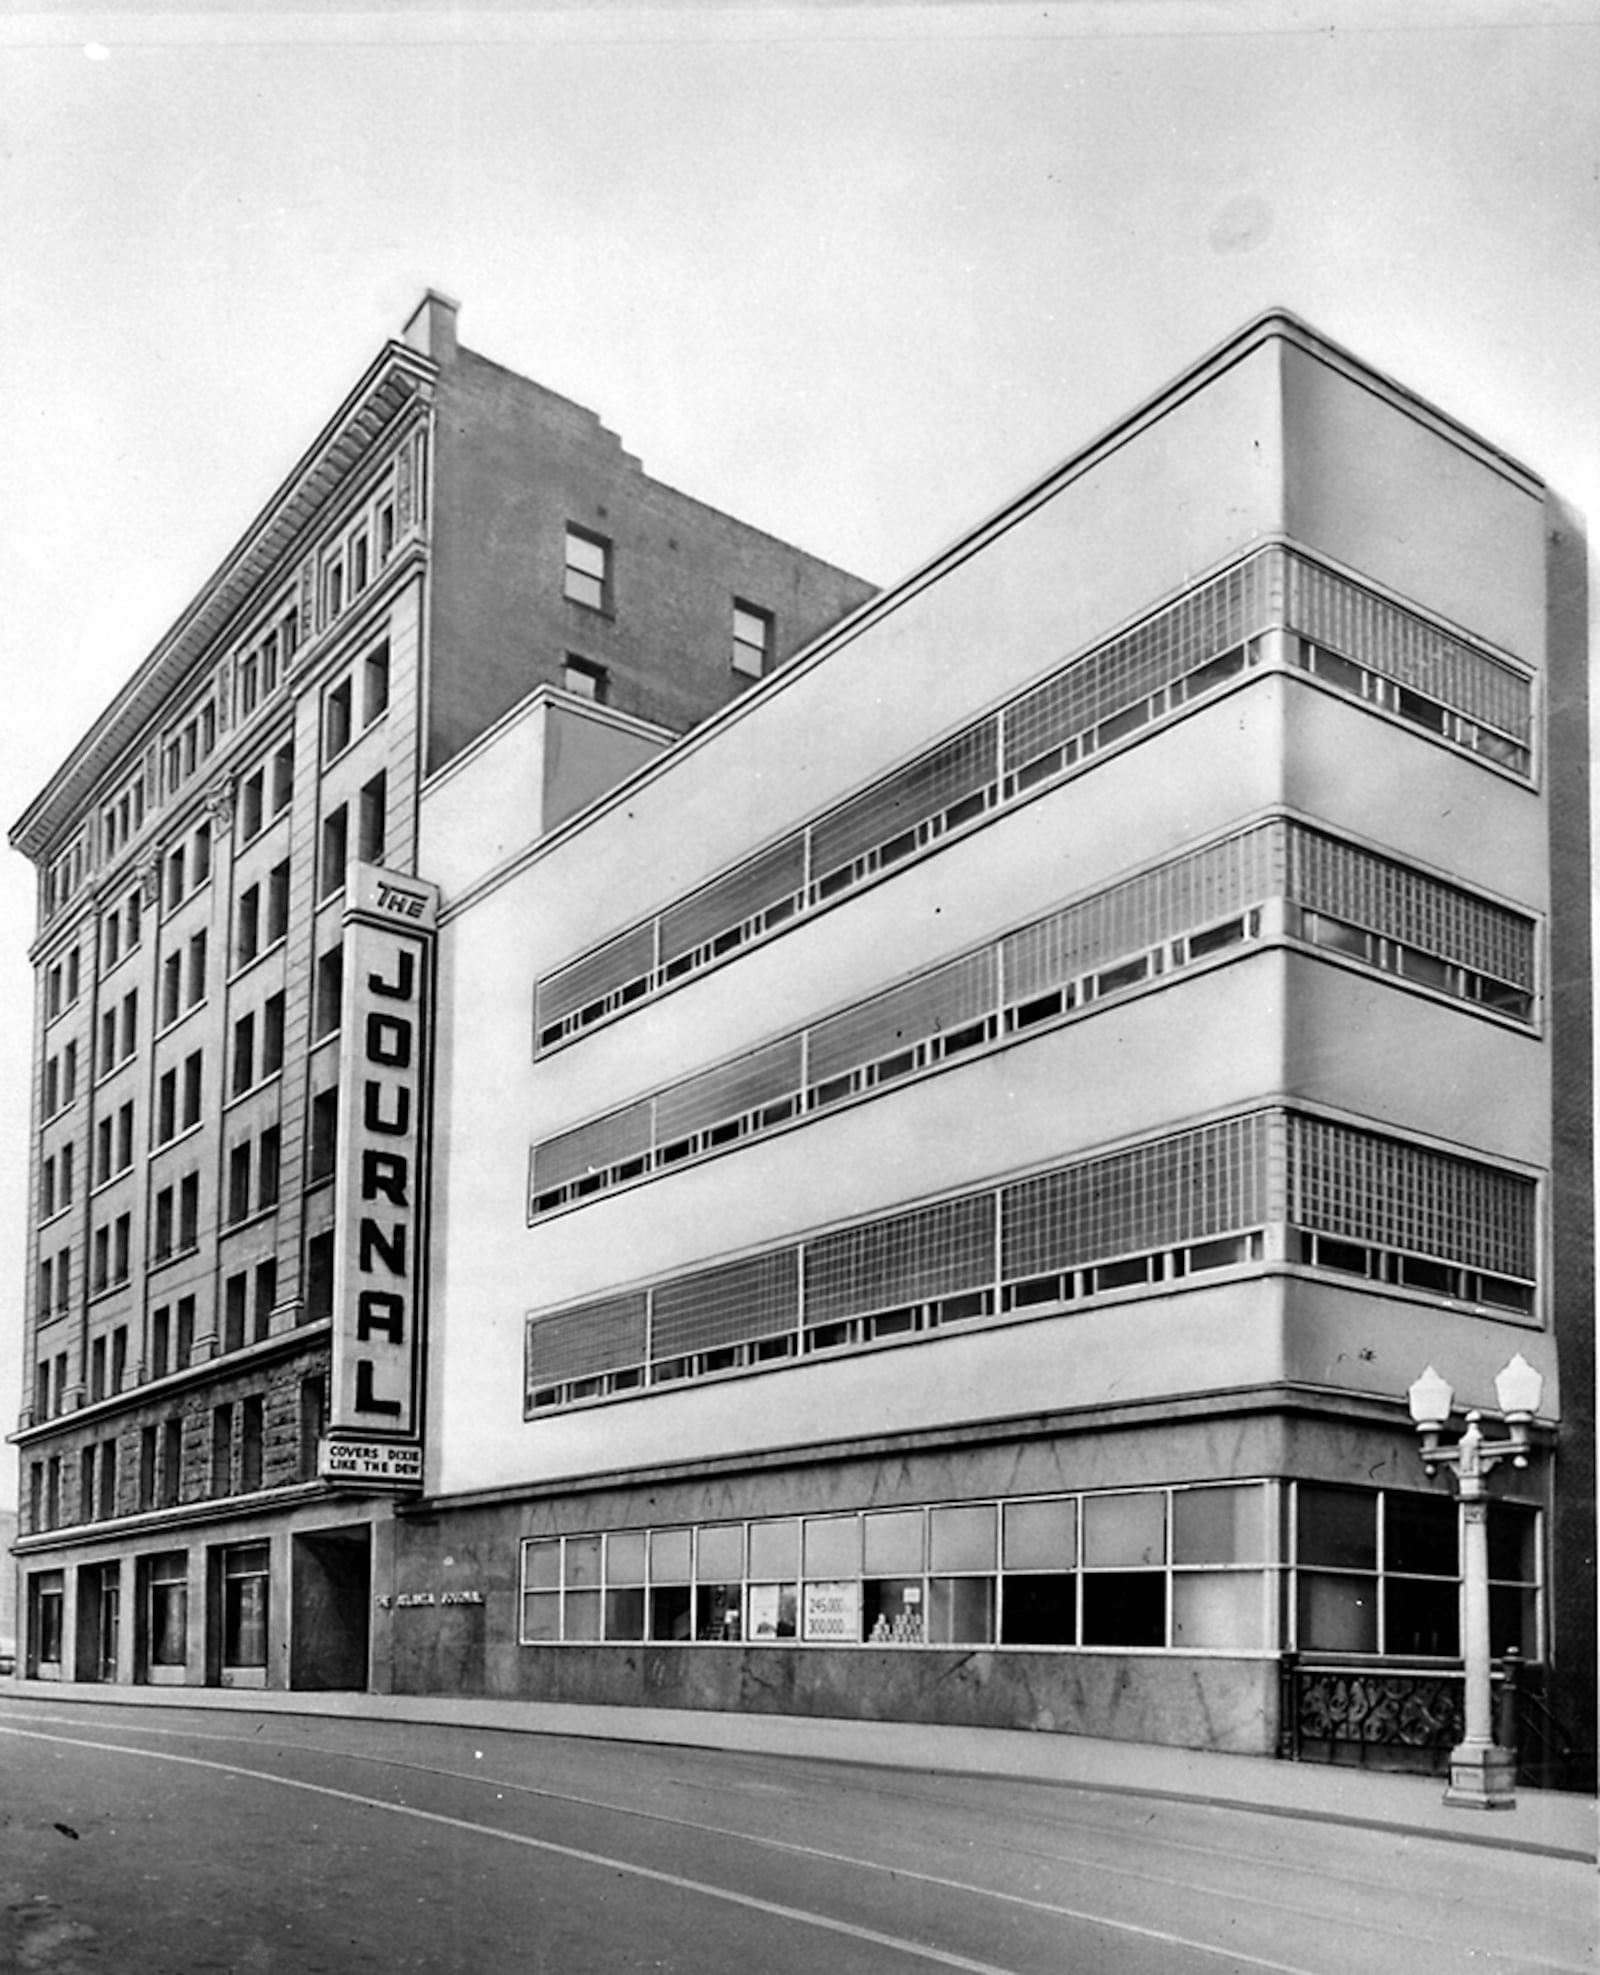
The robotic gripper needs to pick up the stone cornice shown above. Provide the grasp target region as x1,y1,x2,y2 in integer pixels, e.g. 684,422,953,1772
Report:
10,339,437,862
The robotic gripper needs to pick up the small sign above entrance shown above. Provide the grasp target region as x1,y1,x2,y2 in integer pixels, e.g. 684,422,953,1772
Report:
320,1438,424,1487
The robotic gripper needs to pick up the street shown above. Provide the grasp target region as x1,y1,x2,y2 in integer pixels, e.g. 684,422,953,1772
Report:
0,1694,1590,1975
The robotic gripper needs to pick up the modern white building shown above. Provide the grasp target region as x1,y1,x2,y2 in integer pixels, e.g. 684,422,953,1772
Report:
408,311,1591,1775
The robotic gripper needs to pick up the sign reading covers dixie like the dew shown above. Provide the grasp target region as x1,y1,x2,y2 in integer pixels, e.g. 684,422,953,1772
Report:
326,863,437,1469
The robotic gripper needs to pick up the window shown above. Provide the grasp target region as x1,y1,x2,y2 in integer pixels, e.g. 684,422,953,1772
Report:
227,1143,252,1224
350,531,370,597
518,1484,1272,1654
99,1006,118,1076
235,885,261,969
160,1422,183,1509
1297,1486,1545,1660
211,1405,233,1496
324,676,353,760
378,502,396,567
30,1573,65,1668
150,1306,170,1380
271,741,294,816
253,1257,277,1341
115,1101,134,1174
363,643,390,724
358,772,387,865
160,951,182,1028
266,860,290,944
120,989,139,1060
156,1068,177,1144
62,1041,77,1106
257,1126,281,1210
240,1397,265,1491
147,1552,187,1664
40,1156,57,1222
309,1088,339,1180
103,909,122,971
261,992,286,1077
60,1144,74,1210
178,1172,199,1251
90,1335,107,1402
323,553,345,625
232,1011,256,1096
732,602,773,679
176,1296,196,1369
300,1375,326,1479
187,930,208,1008
181,1051,203,1130
304,1231,334,1322
220,1544,270,1668
314,946,344,1038
240,768,265,842
563,526,610,611
98,1435,118,1520
153,1186,174,1262
96,1116,113,1187
563,656,607,703
320,806,348,899
192,822,212,887
165,846,185,911
138,1427,157,1511
223,1272,247,1353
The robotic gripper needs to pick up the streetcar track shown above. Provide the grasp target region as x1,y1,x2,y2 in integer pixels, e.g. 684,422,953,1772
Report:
1,1711,1586,1975
2,1701,1571,1929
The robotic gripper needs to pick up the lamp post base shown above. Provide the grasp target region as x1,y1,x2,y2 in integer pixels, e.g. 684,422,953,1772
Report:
1443,1741,1517,1809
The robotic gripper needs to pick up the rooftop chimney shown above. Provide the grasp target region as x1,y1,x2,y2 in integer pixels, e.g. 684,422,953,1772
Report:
401,289,460,363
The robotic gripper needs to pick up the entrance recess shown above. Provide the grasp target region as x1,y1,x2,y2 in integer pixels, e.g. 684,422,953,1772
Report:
290,1526,372,1690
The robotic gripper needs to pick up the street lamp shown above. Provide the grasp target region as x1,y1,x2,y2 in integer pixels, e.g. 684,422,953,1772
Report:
1405,1353,1544,1810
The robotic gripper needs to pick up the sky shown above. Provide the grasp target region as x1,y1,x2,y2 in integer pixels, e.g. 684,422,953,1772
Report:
1,0,1597,1506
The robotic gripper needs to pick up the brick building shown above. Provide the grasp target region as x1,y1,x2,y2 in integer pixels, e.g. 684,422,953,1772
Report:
8,292,872,1691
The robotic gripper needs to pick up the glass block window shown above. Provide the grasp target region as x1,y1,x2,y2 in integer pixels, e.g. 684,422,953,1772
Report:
655,1036,804,1152
526,1292,648,1397
1003,1112,1277,1283
1286,1115,1536,1280
1285,826,1534,992
1004,552,1279,778
659,836,808,976
1285,557,1530,746
808,950,997,1092
531,1100,654,1204
811,720,998,888
805,1193,996,1330
535,922,657,1046
651,1250,800,1364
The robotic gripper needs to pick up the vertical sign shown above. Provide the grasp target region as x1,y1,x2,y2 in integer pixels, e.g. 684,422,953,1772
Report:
327,864,437,1458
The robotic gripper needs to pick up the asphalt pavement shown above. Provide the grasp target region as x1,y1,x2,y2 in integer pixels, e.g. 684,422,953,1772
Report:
7,1674,1594,1862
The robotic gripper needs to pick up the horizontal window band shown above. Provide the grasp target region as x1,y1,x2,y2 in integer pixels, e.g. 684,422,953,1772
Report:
526,1108,1538,1416
528,823,1536,1223
533,547,1531,1057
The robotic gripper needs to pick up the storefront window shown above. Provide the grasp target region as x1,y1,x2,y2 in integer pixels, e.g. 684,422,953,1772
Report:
1082,1491,1166,1646
221,1543,270,1668
514,1480,1537,1665
149,1553,188,1667
30,1572,64,1668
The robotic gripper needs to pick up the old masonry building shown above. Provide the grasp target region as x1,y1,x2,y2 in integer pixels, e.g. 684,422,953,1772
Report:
12,302,1594,1777
10,292,872,1694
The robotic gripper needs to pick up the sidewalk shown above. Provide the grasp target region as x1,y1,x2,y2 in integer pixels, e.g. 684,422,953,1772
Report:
5,1677,1594,1862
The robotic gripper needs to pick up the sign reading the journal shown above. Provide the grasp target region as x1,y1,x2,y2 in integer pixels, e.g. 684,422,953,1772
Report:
328,863,438,1464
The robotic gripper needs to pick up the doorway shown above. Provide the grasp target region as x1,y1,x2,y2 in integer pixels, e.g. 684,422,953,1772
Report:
290,1525,371,1690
